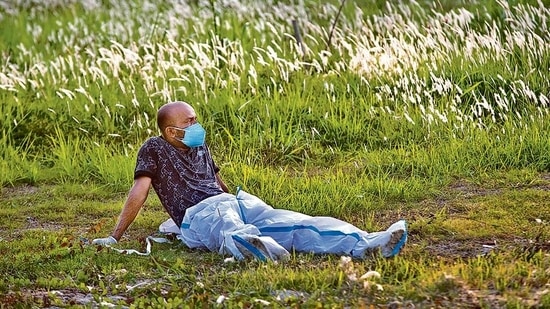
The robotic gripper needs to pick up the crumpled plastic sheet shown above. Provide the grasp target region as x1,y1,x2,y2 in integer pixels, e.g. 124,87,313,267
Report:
104,236,172,256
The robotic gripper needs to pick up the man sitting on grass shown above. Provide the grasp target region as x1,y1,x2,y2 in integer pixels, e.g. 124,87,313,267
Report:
92,101,408,260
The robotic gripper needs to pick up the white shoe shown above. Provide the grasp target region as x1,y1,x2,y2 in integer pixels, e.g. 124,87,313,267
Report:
381,220,408,257
233,235,290,261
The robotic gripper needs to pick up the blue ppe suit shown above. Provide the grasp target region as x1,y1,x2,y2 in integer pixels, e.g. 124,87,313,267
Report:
160,189,407,260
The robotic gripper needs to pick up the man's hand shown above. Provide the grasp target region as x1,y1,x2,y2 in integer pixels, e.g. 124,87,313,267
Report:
92,236,117,246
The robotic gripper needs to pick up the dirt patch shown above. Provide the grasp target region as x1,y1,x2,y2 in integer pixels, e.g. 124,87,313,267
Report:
420,236,550,259
0,184,40,199
0,217,72,241
0,288,131,308
424,239,498,259
531,172,550,191
448,180,503,198
24,216,65,232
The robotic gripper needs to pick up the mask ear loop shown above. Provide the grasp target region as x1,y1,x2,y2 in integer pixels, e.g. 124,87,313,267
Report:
167,126,185,141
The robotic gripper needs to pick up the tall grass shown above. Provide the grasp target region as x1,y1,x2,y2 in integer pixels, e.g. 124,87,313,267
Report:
0,0,548,194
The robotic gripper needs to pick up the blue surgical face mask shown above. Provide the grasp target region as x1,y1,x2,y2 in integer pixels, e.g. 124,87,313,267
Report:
177,123,206,148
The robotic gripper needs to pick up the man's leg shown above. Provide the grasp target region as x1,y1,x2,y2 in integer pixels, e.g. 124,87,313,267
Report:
236,190,407,258
180,193,289,260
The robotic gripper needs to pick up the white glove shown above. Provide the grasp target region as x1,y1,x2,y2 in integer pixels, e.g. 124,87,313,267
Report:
92,236,117,246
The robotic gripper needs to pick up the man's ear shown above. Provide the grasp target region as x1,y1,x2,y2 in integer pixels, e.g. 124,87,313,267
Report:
163,127,173,138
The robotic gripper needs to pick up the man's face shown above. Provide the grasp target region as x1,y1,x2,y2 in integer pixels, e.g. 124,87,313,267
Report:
165,107,198,147
169,116,198,139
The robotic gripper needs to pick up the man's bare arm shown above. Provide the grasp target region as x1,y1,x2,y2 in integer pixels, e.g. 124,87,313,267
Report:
111,176,152,241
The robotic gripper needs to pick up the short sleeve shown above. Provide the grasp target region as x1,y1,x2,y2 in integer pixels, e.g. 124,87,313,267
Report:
205,144,220,174
134,139,158,179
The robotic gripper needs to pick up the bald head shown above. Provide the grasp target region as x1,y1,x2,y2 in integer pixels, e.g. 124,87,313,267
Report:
157,101,196,132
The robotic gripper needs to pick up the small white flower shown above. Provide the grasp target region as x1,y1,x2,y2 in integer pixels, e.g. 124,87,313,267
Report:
216,295,226,304
113,269,127,275
347,273,357,282
362,281,384,291
99,301,116,308
360,270,381,280
535,218,542,224
339,256,352,267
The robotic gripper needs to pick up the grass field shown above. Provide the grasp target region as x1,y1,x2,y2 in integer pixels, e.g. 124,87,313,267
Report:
0,0,549,307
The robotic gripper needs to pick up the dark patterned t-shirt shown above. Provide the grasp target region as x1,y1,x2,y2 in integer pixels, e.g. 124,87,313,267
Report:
134,136,224,226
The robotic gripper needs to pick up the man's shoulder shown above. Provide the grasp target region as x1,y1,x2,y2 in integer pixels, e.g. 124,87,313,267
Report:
141,136,164,146
138,136,165,152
